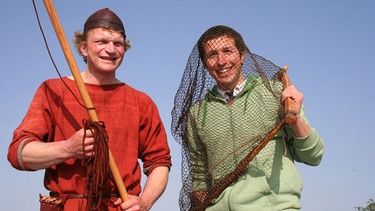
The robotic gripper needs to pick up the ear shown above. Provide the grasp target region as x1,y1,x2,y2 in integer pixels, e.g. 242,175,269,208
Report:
240,51,246,63
80,43,88,57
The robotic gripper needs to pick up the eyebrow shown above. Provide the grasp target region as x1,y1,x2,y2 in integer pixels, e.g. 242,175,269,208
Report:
206,45,235,54
92,36,124,43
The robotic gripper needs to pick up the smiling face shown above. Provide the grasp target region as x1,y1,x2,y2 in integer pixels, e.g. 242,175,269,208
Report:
80,28,125,76
203,35,245,91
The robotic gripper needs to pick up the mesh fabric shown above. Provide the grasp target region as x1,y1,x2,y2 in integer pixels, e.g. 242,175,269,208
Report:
171,25,288,211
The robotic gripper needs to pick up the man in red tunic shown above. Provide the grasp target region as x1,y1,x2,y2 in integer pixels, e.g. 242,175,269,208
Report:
8,8,171,211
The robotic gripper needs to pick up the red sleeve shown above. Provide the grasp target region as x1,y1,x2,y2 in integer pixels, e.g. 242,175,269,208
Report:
7,82,54,171
138,95,172,176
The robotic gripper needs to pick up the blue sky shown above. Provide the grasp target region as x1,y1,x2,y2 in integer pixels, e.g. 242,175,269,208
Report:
1,1,374,210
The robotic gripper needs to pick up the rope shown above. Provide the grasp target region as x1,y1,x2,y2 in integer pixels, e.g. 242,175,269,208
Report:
82,120,111,211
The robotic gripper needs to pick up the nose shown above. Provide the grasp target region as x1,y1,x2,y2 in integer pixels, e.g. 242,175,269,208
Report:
217,52,227,66
105,42,116,54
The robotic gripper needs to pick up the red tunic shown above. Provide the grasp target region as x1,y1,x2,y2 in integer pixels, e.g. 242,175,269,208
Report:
8,78,172,210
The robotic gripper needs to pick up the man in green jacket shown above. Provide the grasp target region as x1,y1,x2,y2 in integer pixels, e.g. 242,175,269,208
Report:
171,25,324,211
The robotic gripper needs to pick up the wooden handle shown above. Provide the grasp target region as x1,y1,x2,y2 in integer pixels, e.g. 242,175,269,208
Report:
279,65,297,125
43,0,129,202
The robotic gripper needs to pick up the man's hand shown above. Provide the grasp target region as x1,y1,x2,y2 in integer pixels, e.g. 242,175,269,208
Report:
113,195,151,211
66,128,95,159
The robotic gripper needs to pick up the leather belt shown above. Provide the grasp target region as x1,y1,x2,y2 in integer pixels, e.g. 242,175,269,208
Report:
50,192,119,199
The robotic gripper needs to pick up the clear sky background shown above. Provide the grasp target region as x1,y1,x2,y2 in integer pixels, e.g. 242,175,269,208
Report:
1,1,374,210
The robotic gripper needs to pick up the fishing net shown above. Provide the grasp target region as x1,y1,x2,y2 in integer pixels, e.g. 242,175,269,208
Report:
171,25,295,211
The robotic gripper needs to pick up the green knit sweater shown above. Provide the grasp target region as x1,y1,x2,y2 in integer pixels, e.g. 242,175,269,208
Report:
187,76,324,211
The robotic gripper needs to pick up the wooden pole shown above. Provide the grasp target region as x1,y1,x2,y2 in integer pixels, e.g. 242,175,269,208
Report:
42,0,129,202
279,65,297,125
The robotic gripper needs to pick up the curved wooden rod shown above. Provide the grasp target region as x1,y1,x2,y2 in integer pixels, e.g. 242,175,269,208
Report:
43,0,129,202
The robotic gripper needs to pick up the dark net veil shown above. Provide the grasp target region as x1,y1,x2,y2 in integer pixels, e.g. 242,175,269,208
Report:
171,25,288,211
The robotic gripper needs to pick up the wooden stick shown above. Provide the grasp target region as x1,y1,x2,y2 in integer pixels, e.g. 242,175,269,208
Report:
198,118,287,211
43,0,129,202
279,65,297,125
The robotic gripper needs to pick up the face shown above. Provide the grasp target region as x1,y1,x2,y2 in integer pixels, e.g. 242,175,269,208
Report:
80,28,125,74
204,36,245,91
